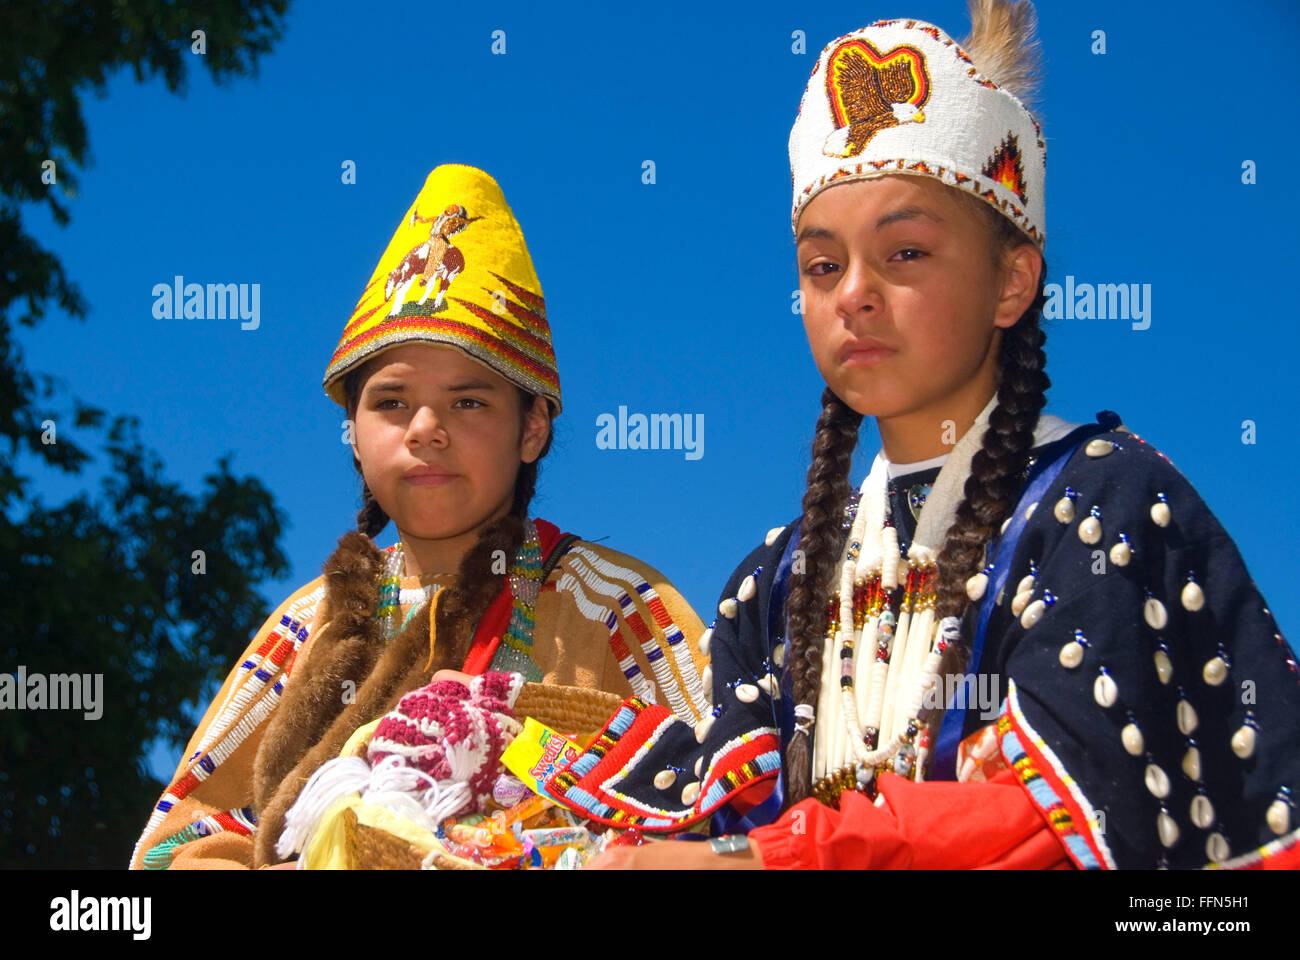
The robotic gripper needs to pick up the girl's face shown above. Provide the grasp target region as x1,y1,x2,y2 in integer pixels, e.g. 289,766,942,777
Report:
351,343,550,544
796,175,1040,447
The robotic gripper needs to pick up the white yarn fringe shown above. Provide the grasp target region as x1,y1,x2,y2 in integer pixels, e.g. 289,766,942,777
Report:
277,755,371,859
276,752,480,862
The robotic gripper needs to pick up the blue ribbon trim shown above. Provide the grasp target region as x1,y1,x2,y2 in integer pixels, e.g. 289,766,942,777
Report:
930,412,1121,780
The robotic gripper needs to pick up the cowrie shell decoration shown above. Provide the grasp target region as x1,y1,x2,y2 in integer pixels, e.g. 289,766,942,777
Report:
1157,810,1180,848
698,626,713,658
1094,669,1118,707
1231,723,1256,759
1190,794,1215,830
1151,493,1171,527
1145,763,1171,798
1078,507,1102,544
1059,638,1085,669
1266,797,1291,836
1202,656,1228,686
1121,722,1144,756
1153,647,1173,685
695,712,715,743
1144,596,1168,631
1020,598,1047,629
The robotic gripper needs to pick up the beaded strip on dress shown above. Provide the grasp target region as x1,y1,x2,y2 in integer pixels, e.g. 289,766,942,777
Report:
375,521,547,681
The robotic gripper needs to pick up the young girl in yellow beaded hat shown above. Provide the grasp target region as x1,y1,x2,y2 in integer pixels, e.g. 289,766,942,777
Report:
552,1,1300,870
129,163,711,870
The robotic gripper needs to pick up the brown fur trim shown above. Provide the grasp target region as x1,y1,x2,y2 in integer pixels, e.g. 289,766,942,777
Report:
252,531,383,814
252,530,439,866
254,597,435,866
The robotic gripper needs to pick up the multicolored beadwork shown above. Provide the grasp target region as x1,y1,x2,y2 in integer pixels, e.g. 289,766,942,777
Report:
377,522,546,678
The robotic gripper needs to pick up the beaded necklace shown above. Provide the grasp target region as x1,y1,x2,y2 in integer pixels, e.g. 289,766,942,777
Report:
374,522,547,677
376,544,427,646
809,396,998,806
490,523,547,682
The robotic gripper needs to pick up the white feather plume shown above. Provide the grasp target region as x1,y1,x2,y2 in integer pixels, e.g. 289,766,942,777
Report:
959,0,1044,113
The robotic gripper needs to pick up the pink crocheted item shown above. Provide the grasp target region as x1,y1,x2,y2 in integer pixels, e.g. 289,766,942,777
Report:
366,671,525,817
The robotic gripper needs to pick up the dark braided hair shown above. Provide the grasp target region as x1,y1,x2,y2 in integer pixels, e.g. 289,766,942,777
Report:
782,190,1050,807
783,387,864,804
341,358,554,671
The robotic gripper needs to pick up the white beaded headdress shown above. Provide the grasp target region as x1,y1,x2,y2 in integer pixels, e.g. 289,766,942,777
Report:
788,1,1047,249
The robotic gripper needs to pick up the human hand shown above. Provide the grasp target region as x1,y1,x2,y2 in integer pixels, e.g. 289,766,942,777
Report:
431,669,474,686
583,837,762,870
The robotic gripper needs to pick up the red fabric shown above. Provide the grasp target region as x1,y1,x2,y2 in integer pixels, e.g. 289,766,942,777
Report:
532,517,564,557
749,766,1073,870
461,591,508,676
460,517,569,676
1252,842,1300,870
728,779,777,819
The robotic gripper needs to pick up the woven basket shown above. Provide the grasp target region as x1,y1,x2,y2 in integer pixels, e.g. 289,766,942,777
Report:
512,682,624,735
342,808,428,870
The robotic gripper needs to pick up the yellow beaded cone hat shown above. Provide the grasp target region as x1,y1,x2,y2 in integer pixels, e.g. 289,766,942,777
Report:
323,164,562,414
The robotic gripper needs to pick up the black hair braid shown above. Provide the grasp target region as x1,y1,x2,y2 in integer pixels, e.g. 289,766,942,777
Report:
354,466,391,538
783,387,864,806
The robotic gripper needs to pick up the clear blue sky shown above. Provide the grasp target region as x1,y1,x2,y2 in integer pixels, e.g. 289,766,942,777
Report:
16,0,1299,780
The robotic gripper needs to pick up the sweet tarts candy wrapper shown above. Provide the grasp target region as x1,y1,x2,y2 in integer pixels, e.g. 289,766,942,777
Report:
501,716,583,800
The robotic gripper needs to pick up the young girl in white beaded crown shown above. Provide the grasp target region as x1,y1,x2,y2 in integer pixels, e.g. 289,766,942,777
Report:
559,0,1299,870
